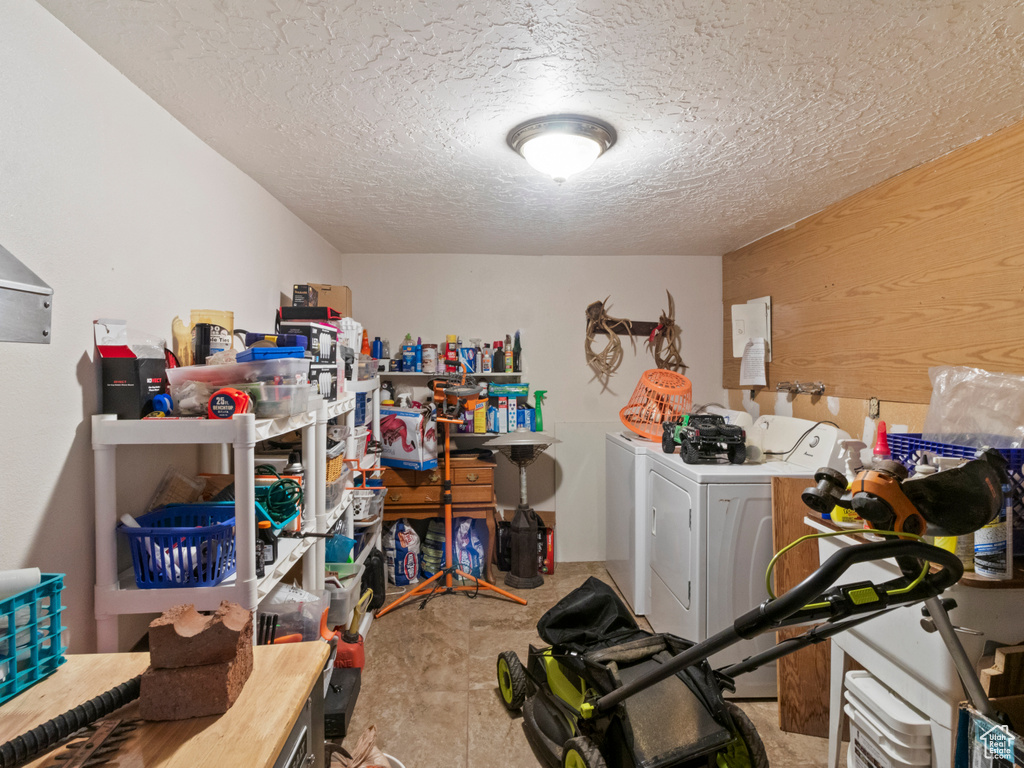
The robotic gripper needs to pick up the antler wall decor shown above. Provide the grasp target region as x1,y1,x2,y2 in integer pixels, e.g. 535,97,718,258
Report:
584,292,686,388
646,291,686,372
584,298,635,391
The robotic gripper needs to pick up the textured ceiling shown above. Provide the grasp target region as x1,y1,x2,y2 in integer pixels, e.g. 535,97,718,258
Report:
39,0,1024,256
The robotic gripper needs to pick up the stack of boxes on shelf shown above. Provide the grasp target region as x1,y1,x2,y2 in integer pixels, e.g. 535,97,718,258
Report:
284,283,353,403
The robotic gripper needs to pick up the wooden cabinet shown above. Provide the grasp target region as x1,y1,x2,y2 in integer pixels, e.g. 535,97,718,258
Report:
381,455,497,581
381,455,495,509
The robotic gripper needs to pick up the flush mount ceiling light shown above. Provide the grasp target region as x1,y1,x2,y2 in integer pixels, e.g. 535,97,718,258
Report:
507,115,617,183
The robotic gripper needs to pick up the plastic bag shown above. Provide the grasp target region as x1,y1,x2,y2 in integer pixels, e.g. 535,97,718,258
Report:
922,366,1024,449
420,520,445,579
328,725,392,768
384,519,420,586
454,518,485,578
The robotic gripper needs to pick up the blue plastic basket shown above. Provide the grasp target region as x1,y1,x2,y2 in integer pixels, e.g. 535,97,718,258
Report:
120,504,237,589
0,573,66,706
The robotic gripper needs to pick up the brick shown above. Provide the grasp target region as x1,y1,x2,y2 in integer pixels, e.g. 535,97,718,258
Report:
149,601,252,669
138,640,253,721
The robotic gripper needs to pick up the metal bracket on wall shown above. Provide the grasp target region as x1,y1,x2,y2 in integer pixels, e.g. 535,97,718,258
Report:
0,243,52,343
776,381,825,396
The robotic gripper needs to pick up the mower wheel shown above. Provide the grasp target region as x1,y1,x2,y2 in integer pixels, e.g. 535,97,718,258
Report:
562,735,607,768
719,702,769,768
497,651,528,711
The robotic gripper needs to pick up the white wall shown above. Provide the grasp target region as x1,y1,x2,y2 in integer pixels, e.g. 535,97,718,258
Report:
0,0,344,652
342,253,724,561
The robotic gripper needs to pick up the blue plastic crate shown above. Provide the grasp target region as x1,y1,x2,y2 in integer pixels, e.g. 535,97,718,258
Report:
235,346,306,362
0,573,66,706
120,503,237,589
355,392,368,425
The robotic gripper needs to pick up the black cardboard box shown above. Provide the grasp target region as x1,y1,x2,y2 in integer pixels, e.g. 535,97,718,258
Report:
291,284,319,307
310,363,338,401
277,320,337,364
97,347,166,419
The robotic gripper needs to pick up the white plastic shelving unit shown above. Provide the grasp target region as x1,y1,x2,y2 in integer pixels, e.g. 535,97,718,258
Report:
92,392,358,652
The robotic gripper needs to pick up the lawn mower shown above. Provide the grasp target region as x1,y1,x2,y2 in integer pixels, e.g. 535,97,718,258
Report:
496,449,1010,768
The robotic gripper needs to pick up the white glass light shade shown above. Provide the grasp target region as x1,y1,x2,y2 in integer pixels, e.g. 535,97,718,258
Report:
520,132,603,182
507,115,616,183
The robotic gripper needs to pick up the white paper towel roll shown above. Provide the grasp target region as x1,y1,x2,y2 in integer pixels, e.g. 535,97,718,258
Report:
0,568,41,602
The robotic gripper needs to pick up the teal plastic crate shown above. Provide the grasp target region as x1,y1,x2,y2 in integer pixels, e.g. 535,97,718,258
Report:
0,573,66,705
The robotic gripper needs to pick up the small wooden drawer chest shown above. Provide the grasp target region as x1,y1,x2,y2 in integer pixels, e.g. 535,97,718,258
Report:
381,455,497,581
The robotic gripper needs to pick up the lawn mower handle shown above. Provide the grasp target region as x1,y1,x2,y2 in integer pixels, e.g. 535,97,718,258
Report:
596,538,962,713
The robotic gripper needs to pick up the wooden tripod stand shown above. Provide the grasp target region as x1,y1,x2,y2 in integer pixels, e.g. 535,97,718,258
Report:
376,388,527,617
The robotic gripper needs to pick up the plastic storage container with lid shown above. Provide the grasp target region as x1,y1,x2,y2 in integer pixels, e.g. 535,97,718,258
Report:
844,670,932,768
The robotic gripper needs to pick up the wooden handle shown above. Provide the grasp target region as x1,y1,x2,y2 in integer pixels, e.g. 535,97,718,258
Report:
466,472,479,482
388,493,402,502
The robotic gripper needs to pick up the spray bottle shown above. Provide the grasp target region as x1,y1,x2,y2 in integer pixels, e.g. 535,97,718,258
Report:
504,334,514,373
534,390,547,432
830,440,866,529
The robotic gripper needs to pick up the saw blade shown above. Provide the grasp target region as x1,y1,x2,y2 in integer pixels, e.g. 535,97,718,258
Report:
48,718,140,768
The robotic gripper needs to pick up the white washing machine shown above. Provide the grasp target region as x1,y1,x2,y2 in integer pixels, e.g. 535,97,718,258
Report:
644,415,848,697
604,407,754,616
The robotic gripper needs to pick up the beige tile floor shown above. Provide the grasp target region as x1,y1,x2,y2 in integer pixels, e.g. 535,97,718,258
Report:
345,562,846,767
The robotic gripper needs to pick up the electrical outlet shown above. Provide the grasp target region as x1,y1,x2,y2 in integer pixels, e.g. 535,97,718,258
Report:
869,397,880,419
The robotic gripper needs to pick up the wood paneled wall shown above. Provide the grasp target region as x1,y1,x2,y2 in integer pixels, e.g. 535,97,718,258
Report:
723,119,1024,404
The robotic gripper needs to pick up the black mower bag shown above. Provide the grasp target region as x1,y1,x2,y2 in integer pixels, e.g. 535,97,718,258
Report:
536,578,737,768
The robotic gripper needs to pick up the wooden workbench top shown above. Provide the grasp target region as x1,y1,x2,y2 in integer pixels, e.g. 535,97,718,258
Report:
0,643,329,768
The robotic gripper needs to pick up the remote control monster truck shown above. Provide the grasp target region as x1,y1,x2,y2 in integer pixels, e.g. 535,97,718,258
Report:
662,413,746,464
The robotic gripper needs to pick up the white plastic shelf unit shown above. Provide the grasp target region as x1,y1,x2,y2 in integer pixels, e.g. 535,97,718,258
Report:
92,409,320,652
344,376,381,474
312,392,356,592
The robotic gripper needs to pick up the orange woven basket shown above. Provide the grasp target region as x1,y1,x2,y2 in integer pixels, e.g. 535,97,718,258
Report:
619,369,693,440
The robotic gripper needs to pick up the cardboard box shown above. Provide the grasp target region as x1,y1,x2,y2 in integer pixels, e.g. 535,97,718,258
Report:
379,405,437,470
536,510,555,575
309,283,352,318
310,363,338,401
277,320,337,364
291,284,318,307
94,319,167,419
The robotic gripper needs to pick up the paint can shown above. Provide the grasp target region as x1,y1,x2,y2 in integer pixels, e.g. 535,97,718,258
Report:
422,344,438,374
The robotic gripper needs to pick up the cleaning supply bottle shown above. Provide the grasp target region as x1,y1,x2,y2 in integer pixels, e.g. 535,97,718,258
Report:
830,440,866,529
482,343,492,373
415,337,422,373
504,334,513,373
513,330,522,373
872,421,891,464
975,483,1014,579
493,341,504,374
371,336,383,360
534,390,547,432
